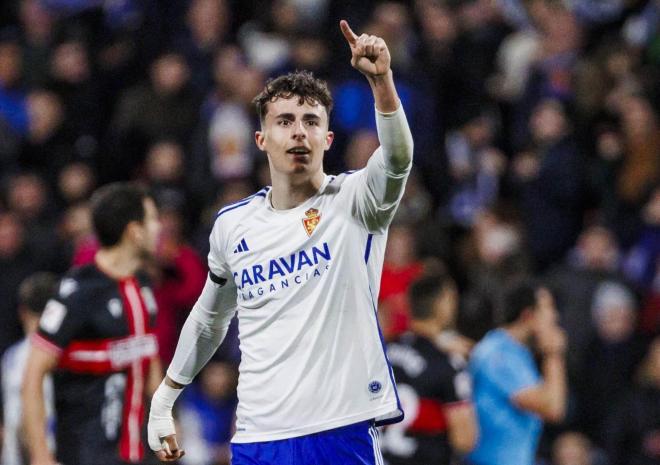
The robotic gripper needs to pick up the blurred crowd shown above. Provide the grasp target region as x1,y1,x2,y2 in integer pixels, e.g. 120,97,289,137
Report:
0,0,658,464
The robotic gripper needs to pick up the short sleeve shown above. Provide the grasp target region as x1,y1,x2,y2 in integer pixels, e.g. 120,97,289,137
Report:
207,219,232,281
485,350,540,399
36,289,87,354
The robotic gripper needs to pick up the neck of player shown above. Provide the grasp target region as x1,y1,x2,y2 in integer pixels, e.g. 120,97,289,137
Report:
95,244,143,280
269,169,325,210
410,318,442,340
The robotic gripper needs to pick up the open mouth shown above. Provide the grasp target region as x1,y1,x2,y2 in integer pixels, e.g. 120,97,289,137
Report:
286,147,311,155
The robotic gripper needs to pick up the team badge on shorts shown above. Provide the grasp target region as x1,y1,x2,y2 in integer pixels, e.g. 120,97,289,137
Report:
302,208,321,236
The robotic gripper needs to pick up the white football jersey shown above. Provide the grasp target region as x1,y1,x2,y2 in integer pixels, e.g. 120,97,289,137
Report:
209,141,410,442
165,106,413,444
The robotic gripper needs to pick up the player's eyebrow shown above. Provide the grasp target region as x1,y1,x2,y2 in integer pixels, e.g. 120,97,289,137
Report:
274,113,322,121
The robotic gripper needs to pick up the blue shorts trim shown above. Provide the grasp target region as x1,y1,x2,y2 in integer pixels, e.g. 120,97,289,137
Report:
231,421,384,465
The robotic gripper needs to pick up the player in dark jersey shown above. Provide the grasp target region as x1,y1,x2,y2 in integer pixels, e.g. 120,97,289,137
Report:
382,274,477,465
23,183,163,465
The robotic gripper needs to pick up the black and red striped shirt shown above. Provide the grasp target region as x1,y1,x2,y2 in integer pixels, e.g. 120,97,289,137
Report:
35,264,158,465
382,332,471,465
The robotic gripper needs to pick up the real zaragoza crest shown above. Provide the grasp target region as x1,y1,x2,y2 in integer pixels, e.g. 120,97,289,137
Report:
302,208,321,236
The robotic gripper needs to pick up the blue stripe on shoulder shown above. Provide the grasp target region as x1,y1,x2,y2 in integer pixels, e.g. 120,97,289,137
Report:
215,187,269,220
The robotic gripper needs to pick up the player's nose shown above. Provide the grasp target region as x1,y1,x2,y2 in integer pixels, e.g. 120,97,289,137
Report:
291,120,307,139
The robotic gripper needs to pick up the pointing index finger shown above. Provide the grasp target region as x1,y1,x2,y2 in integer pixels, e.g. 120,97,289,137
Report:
340,20,357,45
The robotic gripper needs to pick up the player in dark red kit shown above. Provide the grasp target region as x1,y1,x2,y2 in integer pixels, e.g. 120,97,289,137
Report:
23,183,163,465
382,274,477,465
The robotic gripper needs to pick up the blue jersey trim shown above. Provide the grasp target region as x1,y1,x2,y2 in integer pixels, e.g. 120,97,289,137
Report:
364,234,404,427
364,234,374,263
215,187,269,220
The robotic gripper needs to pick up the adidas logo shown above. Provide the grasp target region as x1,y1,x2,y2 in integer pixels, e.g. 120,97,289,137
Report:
233,238,250,254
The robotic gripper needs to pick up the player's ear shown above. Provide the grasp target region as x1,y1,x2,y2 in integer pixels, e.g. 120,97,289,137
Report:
324,131,334,150
125,221,143,244
255,131,266,151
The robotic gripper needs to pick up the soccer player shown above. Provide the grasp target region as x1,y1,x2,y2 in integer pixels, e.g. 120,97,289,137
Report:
2,272,58,465
382,274,477,465
22,183,163,465
468,282,567,465
148,20,413,464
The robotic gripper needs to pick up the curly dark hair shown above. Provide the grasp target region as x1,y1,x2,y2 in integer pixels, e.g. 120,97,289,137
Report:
253,70,333,123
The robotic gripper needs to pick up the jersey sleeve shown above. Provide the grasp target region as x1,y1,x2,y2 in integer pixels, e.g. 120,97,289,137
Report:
436,357,471,405
166,217,238,385
344,106,414,234
35,282,87,355
207,218,232,283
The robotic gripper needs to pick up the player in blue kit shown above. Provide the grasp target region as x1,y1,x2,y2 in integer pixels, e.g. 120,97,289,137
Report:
148,20,414,464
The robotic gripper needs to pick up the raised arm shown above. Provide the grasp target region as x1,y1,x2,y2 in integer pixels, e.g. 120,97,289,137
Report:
340,20,399,113
340,20,414,232
513,323,567,423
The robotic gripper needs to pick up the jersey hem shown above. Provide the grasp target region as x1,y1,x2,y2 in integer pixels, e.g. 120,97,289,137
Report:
230,402,399,443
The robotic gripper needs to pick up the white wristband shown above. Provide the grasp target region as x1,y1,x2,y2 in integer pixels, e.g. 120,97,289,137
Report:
147,380,184,451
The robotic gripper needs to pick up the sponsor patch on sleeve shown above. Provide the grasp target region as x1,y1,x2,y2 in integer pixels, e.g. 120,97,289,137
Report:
39,300,68,334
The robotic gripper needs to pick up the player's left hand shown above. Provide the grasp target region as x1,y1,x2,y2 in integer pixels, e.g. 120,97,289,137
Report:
340,20,391,78
154,435,185,462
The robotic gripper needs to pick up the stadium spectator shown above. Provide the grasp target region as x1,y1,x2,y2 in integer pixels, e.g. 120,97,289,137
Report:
273,34,332,81
603,336,660,465
380,223,425,339
458,208,529,341
47,37,101,157
444,104,505,228
17,0,54,89
575,281,648,444
150,201,206,367
189,45,263,201
22,182,163,465
544,225,628,378
175,0,231,94
612,93,660,246
343,128,379,171
550,431,601,465
106,51,200,182
56,160,96,207
59,201,97,267
1,272,57,465
0,213,38,355
382,274,476,464
0,31,28,170
510,98,585,269
5,172,66,272
468,281,567,465
19,90,78,189
145,139,199,222
587,123,625,224
509,1,581,149
178,360,238,465
623,186,659,334
237,0,307,74
391,170,434,226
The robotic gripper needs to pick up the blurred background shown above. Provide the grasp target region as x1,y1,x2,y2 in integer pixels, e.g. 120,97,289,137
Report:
0,0,658,464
